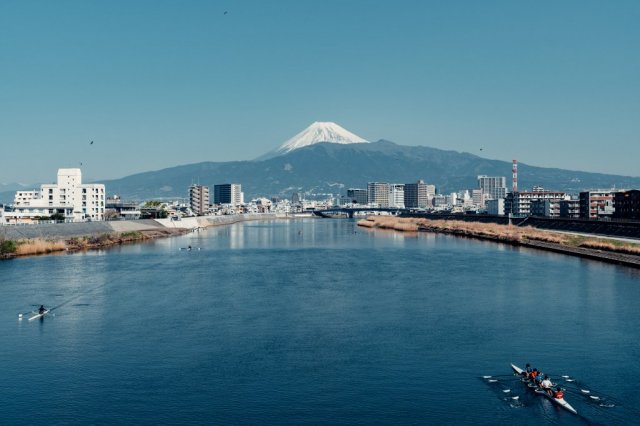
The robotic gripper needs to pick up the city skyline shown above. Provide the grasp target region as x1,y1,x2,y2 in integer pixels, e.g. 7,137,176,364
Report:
2,0,639,183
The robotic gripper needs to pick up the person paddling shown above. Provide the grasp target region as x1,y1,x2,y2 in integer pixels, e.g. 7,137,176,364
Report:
38,305,46,315
540,375,553,390
553,386,564,399
534,371,544,386
523,363,533,377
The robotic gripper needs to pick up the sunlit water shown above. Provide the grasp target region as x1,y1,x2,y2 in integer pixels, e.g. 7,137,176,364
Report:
1,219,639,425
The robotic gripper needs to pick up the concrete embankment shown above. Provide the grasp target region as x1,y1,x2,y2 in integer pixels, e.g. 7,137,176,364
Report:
0,213,282,258
1,213,280,241
359,216,640,269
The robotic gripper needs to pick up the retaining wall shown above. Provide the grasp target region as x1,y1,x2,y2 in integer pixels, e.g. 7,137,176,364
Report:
1,213,281,241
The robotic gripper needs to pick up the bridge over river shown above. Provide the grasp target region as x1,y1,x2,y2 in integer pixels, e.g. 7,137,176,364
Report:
312,207,410,218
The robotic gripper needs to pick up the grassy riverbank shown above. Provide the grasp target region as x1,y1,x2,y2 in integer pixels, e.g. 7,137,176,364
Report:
358,216,640,258
0,228,187,259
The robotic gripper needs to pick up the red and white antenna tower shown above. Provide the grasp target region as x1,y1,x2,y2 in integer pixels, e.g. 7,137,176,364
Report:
512,160,518,193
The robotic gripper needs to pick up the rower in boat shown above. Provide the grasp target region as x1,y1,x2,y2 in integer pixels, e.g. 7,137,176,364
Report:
529,368,539,380
540,375,553,390
38,305,46,315
523,363,533,376
534,372,544,387
553,386,564,399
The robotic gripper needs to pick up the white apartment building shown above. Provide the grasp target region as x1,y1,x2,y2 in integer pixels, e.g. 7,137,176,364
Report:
389,184,405,208
9,168,105,223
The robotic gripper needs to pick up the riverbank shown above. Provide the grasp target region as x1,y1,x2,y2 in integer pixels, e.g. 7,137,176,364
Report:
358,216,640,269
1,213,282,259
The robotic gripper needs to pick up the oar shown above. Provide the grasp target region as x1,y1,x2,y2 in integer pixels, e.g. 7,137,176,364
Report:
482,374,516,379
483,377,520,400
17,310,36,319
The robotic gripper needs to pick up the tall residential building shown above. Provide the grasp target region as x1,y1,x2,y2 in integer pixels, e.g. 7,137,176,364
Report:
214,183,243,206
367,182,390,207
579,190,618,219
477,175,507,200
389,184,405,208
404,180,435,208
189,185,210,216
11,168,105,223
346,188,368,205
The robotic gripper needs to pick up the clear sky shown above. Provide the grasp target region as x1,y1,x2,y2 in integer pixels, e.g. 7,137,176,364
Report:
1,0,638,183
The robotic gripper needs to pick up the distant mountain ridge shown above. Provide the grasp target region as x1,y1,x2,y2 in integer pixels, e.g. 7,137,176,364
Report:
88,140,640,201
2,139,638,204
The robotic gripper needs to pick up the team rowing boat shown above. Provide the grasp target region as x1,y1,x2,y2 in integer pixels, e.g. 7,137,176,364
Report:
28,309,50,321
511,363,578,415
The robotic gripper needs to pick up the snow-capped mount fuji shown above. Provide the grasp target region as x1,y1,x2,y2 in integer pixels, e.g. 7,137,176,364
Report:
257,121,368,160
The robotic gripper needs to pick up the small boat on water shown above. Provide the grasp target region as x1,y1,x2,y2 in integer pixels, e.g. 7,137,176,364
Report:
27,309,50,321
511,363,577,415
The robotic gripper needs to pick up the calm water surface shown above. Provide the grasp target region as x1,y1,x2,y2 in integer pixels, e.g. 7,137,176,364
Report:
1,219,639,425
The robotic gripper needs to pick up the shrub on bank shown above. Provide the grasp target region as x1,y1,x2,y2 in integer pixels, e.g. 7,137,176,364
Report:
1,239,18,254
120,231,144,240
359,216,640,257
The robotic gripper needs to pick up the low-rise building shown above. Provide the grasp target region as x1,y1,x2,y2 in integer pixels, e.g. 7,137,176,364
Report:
530,199,563,217
579,189,618,219
346,188,368,205
486,198,505,215
105,196,141,220
505,190,568,217
613,190,640,220
559,199,580,218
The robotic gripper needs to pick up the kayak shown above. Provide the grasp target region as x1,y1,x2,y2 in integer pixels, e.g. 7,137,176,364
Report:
28,309,50,321
511,363,577,415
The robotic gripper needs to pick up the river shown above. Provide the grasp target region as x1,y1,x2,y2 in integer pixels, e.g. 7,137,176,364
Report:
1,219,639,424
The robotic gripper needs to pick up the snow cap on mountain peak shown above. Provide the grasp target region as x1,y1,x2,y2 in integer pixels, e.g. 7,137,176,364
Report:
276,121,368,154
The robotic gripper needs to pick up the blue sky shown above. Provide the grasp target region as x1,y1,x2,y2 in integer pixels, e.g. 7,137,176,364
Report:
1,0,638,183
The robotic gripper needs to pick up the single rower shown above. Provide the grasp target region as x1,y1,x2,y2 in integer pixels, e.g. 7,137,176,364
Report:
38,305,46,315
